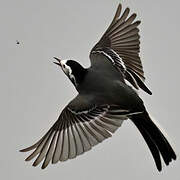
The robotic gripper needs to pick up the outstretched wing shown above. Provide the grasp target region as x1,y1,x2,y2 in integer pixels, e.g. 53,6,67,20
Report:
20,96,139,169
90,4,152,95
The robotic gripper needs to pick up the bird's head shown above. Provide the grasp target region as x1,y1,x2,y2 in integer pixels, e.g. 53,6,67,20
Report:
53,57,87,87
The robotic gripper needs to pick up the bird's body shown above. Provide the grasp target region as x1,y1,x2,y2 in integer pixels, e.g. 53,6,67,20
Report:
20,4,176,171
73,54,143,111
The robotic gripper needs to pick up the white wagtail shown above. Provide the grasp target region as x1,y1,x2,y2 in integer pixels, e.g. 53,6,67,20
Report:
20,4,176,171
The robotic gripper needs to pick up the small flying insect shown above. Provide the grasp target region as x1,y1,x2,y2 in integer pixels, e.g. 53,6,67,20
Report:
16,40,20,45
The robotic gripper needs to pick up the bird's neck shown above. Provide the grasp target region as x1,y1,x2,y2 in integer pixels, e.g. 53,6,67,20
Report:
74,67,87,86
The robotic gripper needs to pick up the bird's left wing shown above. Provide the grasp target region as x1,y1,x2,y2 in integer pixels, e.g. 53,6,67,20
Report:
20,97,135,169
89,4,152,95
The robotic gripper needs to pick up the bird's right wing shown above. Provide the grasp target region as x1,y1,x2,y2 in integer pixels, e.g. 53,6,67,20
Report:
20,96,139,169
89,4,152,95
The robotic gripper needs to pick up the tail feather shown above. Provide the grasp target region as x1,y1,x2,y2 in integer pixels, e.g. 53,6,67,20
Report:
132,119,162,171
131,111,176,171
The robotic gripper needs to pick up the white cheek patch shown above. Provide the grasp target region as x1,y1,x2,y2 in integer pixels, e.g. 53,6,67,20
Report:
64,64,72,77
61,60,70,75
61,61,77,86
63,64,71,75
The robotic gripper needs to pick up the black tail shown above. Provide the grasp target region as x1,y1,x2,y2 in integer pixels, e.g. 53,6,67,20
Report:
131,111,176,171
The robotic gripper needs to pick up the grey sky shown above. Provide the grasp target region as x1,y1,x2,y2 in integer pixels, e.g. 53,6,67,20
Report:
0,0,179,179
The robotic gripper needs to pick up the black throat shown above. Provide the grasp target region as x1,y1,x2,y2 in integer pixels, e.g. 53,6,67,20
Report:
66,60,87,86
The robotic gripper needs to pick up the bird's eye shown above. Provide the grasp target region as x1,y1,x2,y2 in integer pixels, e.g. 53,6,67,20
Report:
62,64,65,68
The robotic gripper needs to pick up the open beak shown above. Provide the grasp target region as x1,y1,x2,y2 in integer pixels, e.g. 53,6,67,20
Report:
53,57,61,66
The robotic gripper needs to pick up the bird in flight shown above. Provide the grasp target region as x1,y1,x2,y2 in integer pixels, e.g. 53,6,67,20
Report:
20,4,176,171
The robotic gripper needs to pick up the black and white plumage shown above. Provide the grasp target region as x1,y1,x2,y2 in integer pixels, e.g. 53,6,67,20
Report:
91,4,151,94
21,105,134,169
20,4,176,171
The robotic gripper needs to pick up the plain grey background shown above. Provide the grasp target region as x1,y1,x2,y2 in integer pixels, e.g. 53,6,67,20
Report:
0,0,179,179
